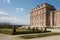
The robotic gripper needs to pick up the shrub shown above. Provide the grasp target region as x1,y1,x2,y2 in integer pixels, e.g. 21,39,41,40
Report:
16,30,33,34
44,27,47,31
32,27,35,31
12,27,16,35
28,27,31,30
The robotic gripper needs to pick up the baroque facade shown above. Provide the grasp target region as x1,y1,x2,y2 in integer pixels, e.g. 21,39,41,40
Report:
30,3,60,27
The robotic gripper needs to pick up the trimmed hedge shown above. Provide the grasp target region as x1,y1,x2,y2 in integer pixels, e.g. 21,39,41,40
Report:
20,32,60,39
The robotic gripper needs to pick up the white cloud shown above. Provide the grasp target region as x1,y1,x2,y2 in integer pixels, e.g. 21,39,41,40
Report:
16,8,24,13
28,14,30,18
6,0,11,3
4,0,11,3
52,0,60,1
0,11,10,22
0,11,29,25
0,11,9,16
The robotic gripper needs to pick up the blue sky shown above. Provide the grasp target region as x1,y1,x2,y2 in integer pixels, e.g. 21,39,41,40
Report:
0,0,60,25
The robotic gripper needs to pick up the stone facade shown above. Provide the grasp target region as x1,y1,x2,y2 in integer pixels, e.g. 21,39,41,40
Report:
30,3,60,28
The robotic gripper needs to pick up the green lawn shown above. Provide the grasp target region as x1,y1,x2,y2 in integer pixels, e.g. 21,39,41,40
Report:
0,28,13,34
0,28,50,35
0,28,40,35
20,32,60,39
0,28,32,34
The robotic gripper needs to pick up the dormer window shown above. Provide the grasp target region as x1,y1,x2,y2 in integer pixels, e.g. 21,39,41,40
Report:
37,5,40,8
41,4,43,7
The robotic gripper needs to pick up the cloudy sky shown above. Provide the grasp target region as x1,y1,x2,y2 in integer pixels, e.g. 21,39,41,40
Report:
0,0,60,25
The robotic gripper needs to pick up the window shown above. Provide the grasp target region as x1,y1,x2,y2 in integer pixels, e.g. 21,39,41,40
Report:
33,12,35,16
40,15,43,20
38,16,39,20
35,16,37,20
38,11,40,14
42,9,44,13
39,10,41,14
41,10,43,14
41,4,43,7
37,5,40,8
40,15,41,20
37,16,38,20
54,13,57,18
36,11,37,15
54,22,56,26
40,10,42,14
42,14,44,20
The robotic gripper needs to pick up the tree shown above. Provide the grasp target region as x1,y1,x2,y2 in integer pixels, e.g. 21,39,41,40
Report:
28,27,31,30
32,27,35,31
12,26,16,35
44,27,47,31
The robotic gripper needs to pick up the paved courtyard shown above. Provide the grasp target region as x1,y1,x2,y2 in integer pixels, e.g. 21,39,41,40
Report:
0,34,60,40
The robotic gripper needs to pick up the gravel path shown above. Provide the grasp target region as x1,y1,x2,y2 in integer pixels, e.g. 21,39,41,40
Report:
0,34,60,40
27,35,60,40
0,34,25,40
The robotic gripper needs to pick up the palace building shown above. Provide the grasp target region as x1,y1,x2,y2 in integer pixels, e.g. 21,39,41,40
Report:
30,3,60,28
